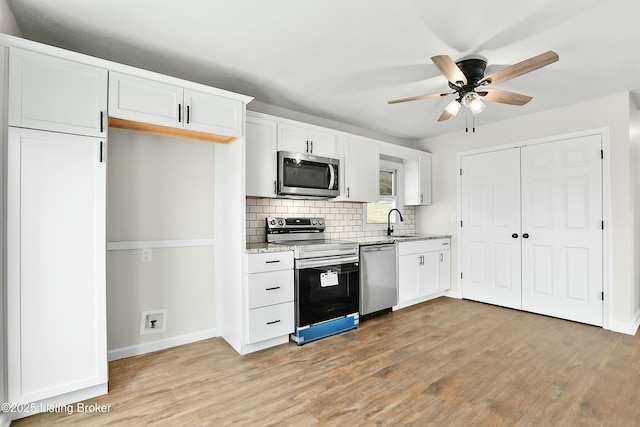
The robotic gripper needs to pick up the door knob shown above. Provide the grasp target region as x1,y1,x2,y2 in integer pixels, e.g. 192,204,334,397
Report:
512,233,519,238
522,233,530,239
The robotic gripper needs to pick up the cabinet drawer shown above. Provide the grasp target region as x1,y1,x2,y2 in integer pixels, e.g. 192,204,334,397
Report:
248,270,294,309
398,239,450,256
247,302,294,344
248,251,293,273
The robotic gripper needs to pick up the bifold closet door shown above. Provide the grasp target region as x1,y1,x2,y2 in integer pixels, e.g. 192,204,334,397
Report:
460,148,522,309
520,135,603,326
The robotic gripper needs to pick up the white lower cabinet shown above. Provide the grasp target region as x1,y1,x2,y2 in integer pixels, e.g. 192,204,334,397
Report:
7,127,107,405
396,238,450,310
245,251,295,346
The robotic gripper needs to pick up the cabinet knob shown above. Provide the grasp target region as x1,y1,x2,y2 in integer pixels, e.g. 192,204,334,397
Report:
512,233,519,238
522,233,530,239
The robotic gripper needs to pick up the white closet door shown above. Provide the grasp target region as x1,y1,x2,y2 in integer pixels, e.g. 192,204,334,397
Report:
521,135,603,326
460,148,522,309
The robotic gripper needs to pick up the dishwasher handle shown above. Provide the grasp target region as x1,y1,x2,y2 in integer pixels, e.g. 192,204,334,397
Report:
360,244,395,253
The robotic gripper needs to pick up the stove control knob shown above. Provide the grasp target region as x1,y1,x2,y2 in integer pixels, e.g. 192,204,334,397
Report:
278,219,284,226
318,219,324,226
311,218,317,225
269,218,277,226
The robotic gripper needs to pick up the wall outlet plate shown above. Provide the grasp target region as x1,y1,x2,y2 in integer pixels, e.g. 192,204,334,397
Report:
141,248,152,263
140,309,167,335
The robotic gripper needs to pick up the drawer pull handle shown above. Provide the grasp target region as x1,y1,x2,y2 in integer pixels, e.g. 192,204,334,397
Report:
266,320,281,325
265,286,281,291
265,260,280,264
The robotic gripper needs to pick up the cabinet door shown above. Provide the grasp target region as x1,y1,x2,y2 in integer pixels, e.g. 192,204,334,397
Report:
343,137,379,202
418,154,432,205
9,48,107,137
277,122,309,153
308,128,336,157
439,250,451,291
246,114,278,197
7,128,107,403
109,71,183,127
404,154,432,205
183,88,242,137
398,254,420,303
421,251,440,295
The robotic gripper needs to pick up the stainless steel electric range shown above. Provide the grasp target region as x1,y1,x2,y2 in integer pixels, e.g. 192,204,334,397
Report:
266,217,359,345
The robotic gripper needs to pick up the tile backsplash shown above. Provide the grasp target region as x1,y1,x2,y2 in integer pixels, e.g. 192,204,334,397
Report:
246,198,415,243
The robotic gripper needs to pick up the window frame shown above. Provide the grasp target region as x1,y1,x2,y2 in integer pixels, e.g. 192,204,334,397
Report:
362,160,407,232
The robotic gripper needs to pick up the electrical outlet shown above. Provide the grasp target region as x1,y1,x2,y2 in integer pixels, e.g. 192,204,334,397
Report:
140,309,167,335
141,248,152,263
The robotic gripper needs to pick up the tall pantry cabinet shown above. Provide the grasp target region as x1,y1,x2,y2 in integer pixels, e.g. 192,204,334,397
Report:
4,46,108,407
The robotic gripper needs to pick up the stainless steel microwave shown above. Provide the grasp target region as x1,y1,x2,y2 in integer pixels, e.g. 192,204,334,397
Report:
277,151,340,198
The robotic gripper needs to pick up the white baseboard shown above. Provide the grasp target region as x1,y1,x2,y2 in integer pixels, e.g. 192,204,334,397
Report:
108,328,218,361
609,310,640,335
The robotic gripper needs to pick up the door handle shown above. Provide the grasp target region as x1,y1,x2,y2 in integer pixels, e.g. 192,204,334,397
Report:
522,233,530,239
512,233,519,238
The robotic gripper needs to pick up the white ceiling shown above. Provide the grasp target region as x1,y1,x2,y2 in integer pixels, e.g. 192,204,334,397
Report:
6,0,640,141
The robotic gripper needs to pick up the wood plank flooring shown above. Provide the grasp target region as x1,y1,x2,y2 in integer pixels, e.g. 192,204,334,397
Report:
12,297,640,426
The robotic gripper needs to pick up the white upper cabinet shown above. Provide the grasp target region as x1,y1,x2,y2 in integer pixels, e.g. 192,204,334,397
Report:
109,72,243,137
108,72,182,127
9,48,108,137
183,88,243,137
246,112,278,198
404,154,432,205
277,121,337,158
340,136,380,202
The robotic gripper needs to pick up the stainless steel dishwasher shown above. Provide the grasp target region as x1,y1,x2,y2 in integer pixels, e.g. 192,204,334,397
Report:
359,243,398,316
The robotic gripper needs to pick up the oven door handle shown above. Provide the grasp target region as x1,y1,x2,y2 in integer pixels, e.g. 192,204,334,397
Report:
296,255,359,270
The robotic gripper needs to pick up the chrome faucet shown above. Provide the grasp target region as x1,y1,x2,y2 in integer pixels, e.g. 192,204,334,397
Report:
387,208,404,236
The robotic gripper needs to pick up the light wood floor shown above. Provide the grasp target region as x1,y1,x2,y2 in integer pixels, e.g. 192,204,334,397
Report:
12,297,640,426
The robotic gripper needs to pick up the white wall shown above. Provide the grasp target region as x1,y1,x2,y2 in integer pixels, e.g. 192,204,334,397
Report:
106,129,217,358
630,97,640,326
0,45,7,408
415,92,639,331
0,0,21,37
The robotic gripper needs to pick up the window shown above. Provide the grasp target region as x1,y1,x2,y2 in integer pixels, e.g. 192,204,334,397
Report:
363,160,404,230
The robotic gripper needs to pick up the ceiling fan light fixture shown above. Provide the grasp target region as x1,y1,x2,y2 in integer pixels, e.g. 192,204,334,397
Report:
445,99,461,116
462,92,486,115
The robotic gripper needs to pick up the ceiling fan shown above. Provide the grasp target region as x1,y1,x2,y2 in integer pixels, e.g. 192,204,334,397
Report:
388,51,559,122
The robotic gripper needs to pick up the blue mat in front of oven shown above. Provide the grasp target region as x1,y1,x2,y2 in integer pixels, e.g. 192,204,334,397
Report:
292,313,359,345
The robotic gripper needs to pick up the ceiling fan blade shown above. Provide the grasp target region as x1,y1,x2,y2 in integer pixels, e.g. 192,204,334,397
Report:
479,51,558,86
431,55,467,86
388,91,453,105
478,89,532,106
437,109,454,122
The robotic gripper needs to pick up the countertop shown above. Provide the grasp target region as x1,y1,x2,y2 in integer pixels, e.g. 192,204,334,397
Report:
354,234,451,245
245,242,294,254
246,234,451,254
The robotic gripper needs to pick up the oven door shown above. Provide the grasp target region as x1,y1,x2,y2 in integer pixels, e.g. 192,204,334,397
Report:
278,151,339,198
295,256,359,327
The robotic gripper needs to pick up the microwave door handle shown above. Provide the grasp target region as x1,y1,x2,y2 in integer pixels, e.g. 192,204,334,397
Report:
328,164,336,190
